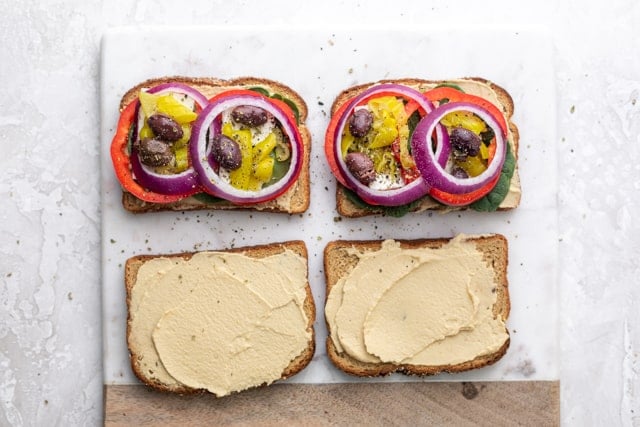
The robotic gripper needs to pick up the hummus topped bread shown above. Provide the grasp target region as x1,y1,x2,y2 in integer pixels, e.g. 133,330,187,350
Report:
324,78,521,217
324,234,510,376
110,76,311,214
125,241,316,397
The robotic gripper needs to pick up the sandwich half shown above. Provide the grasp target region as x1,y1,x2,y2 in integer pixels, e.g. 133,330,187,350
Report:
110,76,311,214
325,78,521,217
125,240,315,396
324,234,510,376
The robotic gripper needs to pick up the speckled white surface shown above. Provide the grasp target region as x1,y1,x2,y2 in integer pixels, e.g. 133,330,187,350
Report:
1,1,639,426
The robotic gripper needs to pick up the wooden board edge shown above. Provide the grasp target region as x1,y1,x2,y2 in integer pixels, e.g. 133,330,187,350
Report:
104,381,559,426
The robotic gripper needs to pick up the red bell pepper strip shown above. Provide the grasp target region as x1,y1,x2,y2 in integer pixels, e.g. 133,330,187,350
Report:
110,102,192,203
424,86,508,137
324,100,352,187
429,173,500,206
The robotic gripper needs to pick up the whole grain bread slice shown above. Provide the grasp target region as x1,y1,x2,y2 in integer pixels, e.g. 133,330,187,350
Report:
323,234,510,377
330,78,521,217
116,76,311,214
125,240,316,395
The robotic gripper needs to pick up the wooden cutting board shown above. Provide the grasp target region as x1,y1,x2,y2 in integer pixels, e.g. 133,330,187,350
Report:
104,382,559,426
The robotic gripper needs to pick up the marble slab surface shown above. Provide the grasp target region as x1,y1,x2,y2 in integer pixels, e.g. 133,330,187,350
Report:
101,26,558,385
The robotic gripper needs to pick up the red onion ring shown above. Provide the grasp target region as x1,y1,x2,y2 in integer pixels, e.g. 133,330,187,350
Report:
129,83,208,196
411,101,506,195
332,83,448,206
190,92,303,204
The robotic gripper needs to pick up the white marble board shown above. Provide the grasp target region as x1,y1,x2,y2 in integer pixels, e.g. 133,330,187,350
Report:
100,26,558,385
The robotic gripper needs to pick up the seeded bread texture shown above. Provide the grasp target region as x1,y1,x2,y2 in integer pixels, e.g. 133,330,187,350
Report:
331,77,521,218
125,240,316,396
117,76,310,214
323,234,510,377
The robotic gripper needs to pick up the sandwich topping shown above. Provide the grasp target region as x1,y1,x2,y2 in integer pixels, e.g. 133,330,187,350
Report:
111,82,304,206
129,249,311,397
325,236,509,366
325,79,519,211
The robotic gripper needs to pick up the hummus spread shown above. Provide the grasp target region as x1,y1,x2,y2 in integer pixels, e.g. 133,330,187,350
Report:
325,236,509,366
129,249,311,396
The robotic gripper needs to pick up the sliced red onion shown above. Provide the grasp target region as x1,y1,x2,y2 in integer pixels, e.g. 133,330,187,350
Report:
129,83,208,196
130,150,201,195
190,92,303,204
332,84,447,206
411,101,506,195
146,82,209,108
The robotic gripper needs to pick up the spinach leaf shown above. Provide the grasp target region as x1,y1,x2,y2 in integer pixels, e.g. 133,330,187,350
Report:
342,187,423,218
247,87,301,125
407,110,421,149
192,193,225,204
248,86,270,96
434,83,465,92
470,143,516,212
271,93,300,125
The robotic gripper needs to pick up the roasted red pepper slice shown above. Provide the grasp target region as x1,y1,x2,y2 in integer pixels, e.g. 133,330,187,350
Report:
324,100,352,187
110,102,190,203
429,173,500,206
424,86,508,137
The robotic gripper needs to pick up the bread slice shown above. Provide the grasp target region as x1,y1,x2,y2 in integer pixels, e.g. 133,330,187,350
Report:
116,76,311,214
125,240,316,395
330,78,521,217
324,234,510,377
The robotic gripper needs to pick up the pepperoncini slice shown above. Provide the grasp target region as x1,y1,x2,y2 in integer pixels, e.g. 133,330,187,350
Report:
174,146,189,172
224,123,253,190
441,111,486,135
156,94,197,124
457,155,487,177
138,91,159,118
253,133,277,163
253,157,275,182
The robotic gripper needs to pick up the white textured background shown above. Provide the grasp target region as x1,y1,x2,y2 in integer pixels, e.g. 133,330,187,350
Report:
0,1,638,425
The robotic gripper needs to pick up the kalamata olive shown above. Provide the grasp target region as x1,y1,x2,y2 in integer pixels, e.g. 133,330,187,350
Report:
349,109,373,137
451,166,469,179
345,152,376,185
147,114,183,142
211,134,242,170
450,126,481,157
231,105,268,127
136,138,174,167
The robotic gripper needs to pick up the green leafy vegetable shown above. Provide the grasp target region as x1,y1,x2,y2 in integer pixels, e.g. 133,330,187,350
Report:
342,187,423,218
248,86,270,96
470,143,516,212
192,193,225,204
434,83,465,92
407,110,421,149
247,87,300,125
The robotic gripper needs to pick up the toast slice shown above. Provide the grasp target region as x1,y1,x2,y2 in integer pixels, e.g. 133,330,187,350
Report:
324,234,510,377
116,76,311,214
330,78,521,217
125,240,315,396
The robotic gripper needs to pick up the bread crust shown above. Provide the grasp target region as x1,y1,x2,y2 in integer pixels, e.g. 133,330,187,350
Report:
115,76,310,214
125,240,316,396
330,77,521,217
323,234,510,377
